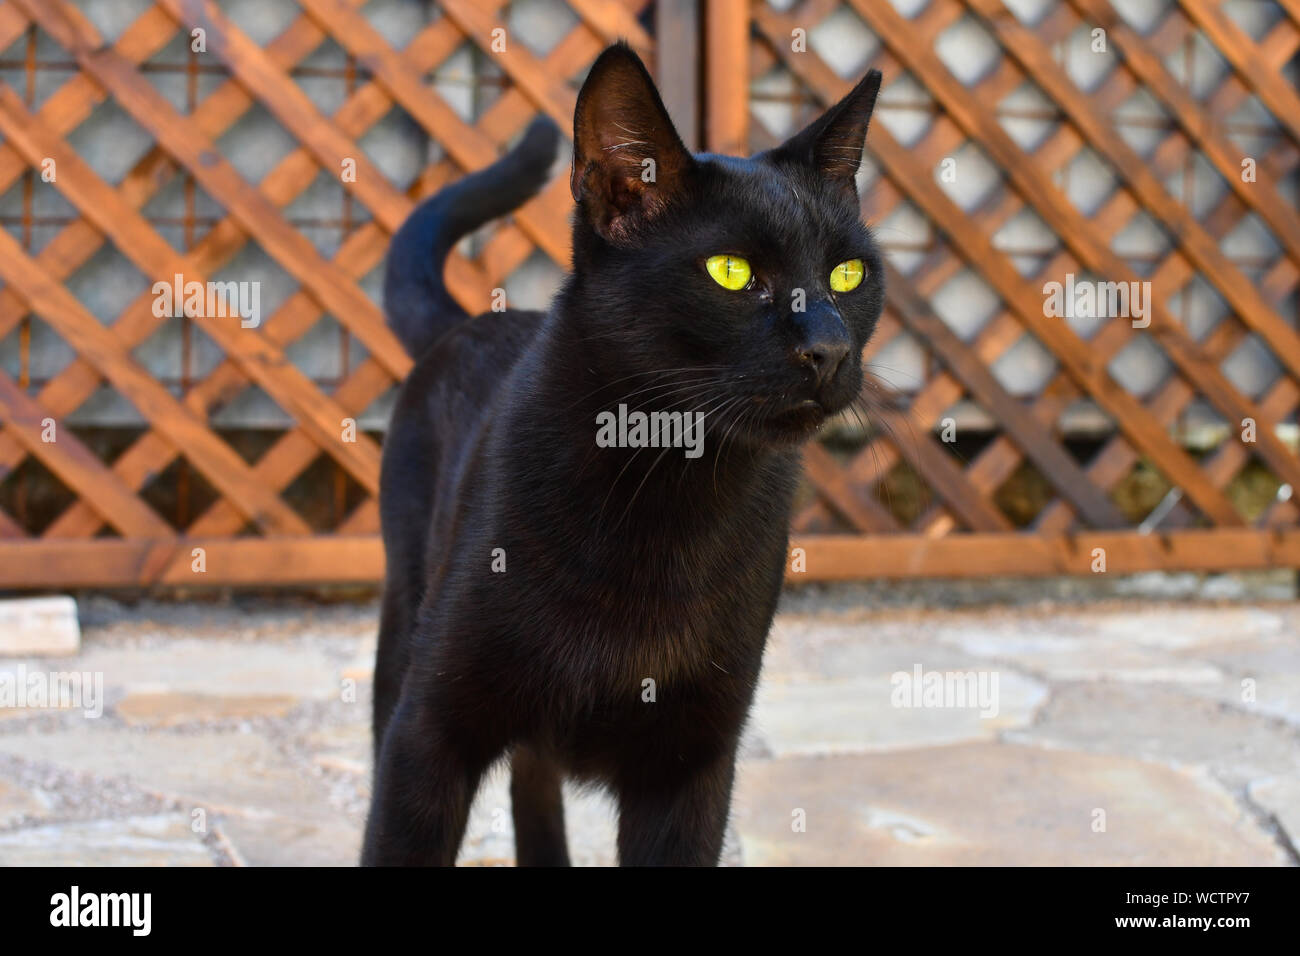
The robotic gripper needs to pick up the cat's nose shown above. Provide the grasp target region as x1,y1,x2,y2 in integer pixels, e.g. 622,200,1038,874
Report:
792,304,851,387
795,340,850,385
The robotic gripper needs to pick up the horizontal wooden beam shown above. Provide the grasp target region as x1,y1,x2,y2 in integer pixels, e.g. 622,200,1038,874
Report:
790,529,1300,579
0,537,385,589
1,529,1298,588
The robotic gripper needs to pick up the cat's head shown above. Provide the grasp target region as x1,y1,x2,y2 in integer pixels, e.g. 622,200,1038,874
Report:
567,43,884,447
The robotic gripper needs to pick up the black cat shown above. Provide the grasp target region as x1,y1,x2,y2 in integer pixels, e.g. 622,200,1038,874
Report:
364,43,883,866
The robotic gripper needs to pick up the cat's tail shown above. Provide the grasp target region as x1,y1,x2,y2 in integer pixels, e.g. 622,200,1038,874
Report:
383,116,562,359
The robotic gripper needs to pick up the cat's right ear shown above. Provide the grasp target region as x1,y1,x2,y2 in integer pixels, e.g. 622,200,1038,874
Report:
769,69,882,194
571,43,693,244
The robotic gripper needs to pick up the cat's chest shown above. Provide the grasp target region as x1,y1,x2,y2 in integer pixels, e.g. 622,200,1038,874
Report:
548,548,779,680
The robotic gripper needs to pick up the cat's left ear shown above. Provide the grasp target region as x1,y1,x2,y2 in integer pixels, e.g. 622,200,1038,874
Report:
771,69,882,192
571,43,694,243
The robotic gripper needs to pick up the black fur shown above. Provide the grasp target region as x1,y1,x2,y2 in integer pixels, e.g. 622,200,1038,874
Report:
382,116,561,358
364,44,884,867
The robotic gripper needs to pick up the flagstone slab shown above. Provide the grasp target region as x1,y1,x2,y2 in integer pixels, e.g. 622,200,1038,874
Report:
70,638,339,701
1247,776,1300,854
751,671,1047,757
0,778,53,828
210,764,623,866
761,606,1277,685
116,692,299,727
1175,641,1300,728
731,743,1288,865
0,814,214,866
215,813,361,867
0,728,338,822
761,616,1001,680
935,630,1224,683
924,607,1283,682
1065,606,1289,648
754,617,1049,755
1006,682,1300,787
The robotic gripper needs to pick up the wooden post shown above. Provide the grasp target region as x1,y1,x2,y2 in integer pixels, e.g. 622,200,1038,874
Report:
656,0,700,151
704,0,749,154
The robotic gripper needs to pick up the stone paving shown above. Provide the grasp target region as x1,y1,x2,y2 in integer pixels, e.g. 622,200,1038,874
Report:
0,587,1296,866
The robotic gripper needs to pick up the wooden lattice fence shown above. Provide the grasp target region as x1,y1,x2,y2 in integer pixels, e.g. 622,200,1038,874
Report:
0,0,1297,587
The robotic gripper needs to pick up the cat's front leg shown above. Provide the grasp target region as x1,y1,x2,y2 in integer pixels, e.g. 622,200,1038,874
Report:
615,748,738,866
361,691,490,866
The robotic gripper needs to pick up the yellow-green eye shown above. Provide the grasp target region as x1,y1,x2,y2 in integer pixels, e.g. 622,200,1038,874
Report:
830,259,865,293
705,254,752,291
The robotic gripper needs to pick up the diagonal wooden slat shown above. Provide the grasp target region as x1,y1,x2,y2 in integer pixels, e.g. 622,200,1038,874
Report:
884,262,1128,528
173,0,657,535
1276,0,1300,28
1176,0,1300,145
1033,209,1300,529
435,0,580,129
943,2,1300,531
801,442,903,532
568,0,655,56
171,0,647,542
0,0,647,546
0,5,421,530
0,5,176,196
0,42,396,535
872,403,1015,531
928,214,1286,538
0,9,182,342
0,509,25,539
0,372,174,538
44,228,395,540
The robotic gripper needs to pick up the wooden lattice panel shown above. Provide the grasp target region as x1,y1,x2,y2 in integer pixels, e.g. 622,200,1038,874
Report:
0,0,651,586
